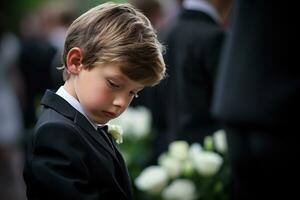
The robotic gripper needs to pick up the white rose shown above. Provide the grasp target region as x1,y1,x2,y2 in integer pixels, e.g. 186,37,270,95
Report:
135,166,169,194
158,153,182,178
192,151,223,177
131,106,151,139
162,179,197,200
107,124,123,144
213,129,228,153
188,143,203,158
169,140,189,161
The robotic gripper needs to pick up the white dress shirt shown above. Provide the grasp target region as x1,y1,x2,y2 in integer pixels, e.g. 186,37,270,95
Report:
56,86,101,130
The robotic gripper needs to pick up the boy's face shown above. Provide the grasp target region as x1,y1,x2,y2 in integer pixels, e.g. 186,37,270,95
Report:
74,63,144,124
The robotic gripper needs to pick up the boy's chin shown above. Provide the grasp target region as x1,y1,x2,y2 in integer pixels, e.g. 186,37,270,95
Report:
89,115,110,125
94,118,110,125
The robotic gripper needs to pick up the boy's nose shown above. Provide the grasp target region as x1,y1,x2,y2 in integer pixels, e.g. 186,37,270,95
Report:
112,95,130,108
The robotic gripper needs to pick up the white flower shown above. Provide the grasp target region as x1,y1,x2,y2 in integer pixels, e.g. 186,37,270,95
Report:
169,140,189,161
135,166,169,194
107,124,123,144
213,129,228,153
158,153,182,178
188,143,203,158
162,179,197,200
110,106,151,139
131,106,151,138
192,151,223,177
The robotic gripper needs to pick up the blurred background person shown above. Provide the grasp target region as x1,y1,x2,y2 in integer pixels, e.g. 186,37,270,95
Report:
212,0,299,199
129,0,164,31
130,0,181,31
18,7,58,129
149,0,233,162
0,1,26,199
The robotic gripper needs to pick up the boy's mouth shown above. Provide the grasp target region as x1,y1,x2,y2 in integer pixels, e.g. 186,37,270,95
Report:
103,111,117,118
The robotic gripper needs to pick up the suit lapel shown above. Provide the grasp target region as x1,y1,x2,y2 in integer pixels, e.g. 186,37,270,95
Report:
41,90,76,120
73,112,117,156
74,111,132,198
40,90,132,198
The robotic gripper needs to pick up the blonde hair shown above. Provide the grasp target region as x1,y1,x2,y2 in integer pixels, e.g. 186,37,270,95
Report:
61,2,166,86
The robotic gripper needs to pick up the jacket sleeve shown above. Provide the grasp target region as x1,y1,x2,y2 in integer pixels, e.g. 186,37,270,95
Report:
26,122,100,200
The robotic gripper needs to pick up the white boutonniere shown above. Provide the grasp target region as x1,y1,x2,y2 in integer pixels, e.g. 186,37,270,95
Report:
107,124,124,144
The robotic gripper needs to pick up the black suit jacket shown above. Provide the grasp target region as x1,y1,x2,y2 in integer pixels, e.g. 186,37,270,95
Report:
155,9,225,144
210,1,299,199
23,90,132,200
211,0,299,131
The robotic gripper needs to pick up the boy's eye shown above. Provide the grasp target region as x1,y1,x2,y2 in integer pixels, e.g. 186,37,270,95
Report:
108,80,120,89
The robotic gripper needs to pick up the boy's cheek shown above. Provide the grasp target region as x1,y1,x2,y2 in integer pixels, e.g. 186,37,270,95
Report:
84,91,108,107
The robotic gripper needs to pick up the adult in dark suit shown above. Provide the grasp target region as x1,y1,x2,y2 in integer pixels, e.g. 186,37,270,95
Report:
153,0,227,155
212,0,299,199
23,90,132,200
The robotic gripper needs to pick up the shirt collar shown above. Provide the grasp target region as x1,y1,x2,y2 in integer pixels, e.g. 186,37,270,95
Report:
183,0,221,24
56,86,102,130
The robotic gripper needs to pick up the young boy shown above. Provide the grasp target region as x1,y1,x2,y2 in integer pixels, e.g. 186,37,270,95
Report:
23,3,165,200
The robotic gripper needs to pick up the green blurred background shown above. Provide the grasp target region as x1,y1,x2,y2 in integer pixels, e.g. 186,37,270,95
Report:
3,0,128,33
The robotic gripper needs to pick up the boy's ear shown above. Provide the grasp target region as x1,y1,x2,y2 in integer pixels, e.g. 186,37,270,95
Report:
66,47,84,75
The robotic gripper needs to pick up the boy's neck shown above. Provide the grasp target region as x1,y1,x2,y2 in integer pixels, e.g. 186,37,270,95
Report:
64,80,77,100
